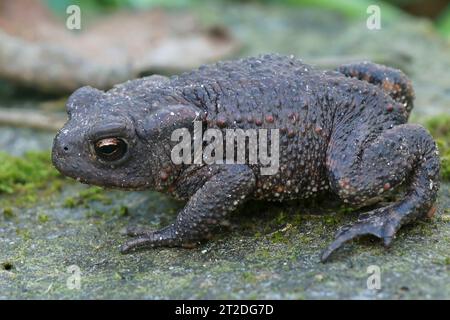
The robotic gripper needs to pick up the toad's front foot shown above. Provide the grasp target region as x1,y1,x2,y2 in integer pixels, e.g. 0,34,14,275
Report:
120,224,198,253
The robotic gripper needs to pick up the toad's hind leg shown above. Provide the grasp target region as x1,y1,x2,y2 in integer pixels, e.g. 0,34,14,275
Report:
322,124,440,262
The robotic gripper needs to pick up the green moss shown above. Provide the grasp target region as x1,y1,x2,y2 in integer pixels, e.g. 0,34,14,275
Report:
79,187,111,203
436,139,450,181
270,229,290,244
275,211,288,225
254,231,262,238
255,247,271,259
241,271,257,283
63,197,77,208
85,209,108,218
63,186,112,208
336,205,356,215
81,204,128,219
37,213,50,223
424,115,450,181
323,214,341,226
62,187,130,219
116,205,129,217
3,207,14,218
16,228,31,240
433,256,450,266
445,257,450,265
0,151,57,193
0,151,65,208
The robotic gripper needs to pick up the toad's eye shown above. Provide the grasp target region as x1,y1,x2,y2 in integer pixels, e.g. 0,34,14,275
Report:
94,138,128,162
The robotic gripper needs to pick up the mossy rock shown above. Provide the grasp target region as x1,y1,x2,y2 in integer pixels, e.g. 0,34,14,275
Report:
1,2,450,299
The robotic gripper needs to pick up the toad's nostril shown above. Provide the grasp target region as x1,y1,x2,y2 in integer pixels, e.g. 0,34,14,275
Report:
63,146,69,151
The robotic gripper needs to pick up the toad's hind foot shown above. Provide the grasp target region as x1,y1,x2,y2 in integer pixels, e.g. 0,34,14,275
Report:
320,204,402,262
325,123,440,262
336,61,414,115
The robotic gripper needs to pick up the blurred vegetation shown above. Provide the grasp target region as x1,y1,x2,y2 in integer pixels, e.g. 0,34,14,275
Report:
43,0,450,39
44,0,198,11
437,7,450,39
45,0,401,17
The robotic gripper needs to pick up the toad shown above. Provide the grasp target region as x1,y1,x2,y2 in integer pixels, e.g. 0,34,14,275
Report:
52,54,440,261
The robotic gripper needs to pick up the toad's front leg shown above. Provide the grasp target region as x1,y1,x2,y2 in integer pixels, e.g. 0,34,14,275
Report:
120,164,256,253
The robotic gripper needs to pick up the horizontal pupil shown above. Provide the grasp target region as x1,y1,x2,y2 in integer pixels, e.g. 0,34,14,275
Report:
100,145,118,155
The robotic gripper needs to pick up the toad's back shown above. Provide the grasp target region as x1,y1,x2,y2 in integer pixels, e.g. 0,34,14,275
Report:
167,55,353,200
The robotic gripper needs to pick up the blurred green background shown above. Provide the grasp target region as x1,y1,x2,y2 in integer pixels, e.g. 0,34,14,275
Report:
44,0,450,39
